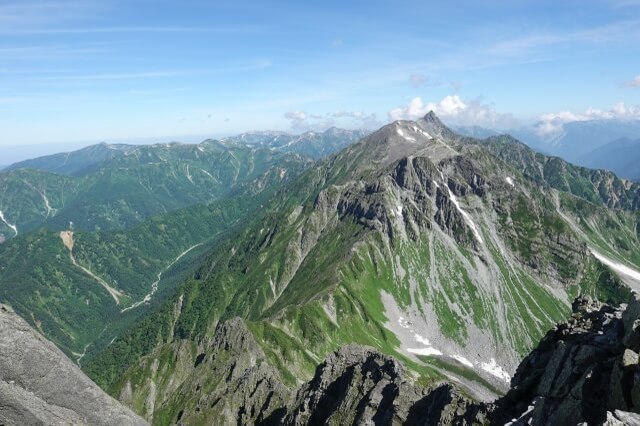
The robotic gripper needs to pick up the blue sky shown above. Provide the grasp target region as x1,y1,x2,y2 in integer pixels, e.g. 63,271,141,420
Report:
1,0,640,146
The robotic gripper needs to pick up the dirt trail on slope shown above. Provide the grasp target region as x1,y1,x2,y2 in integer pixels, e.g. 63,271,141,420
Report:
60,231,123,304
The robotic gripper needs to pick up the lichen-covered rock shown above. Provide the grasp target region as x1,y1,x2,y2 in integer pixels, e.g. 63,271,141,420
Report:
0,304,147,426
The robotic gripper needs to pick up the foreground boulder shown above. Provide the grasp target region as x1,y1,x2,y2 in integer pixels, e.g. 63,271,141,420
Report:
494,294,640,425
0,304,147,425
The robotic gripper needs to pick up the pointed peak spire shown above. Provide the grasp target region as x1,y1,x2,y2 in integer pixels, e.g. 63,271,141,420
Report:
423,110,444,124
418,111,456,139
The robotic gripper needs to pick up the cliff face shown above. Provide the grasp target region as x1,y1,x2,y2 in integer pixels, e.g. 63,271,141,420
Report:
0,304,147,426
493,294,640,425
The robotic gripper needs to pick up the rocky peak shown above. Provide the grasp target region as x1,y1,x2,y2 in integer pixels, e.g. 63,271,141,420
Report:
417,111,458,140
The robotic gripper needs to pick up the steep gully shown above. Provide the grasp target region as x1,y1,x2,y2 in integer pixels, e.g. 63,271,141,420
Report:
59,231,203,311
120,242,203,313
60,231,124,304
0,210,18,236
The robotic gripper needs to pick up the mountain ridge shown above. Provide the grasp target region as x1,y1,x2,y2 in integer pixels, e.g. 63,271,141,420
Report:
84,113,640,423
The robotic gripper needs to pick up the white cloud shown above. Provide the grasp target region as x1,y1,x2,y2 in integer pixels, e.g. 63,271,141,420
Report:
624,75,640,87
388,95,518,129
284,110,380,132
535,102,640,135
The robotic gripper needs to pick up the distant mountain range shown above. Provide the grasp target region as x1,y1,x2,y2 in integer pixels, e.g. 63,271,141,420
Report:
581,137,640,181
4,142,137,176
220,127,369,159
0,142,309,236
0,128,365,362
2,128,369,179
454,119,640,181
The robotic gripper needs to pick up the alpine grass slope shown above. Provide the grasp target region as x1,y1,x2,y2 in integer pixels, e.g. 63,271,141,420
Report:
84,112,640,423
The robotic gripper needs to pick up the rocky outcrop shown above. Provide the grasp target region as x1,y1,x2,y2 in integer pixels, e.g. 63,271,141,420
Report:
118,317,289,425
119,319,492,425
0,304,146,426
493,294,640,425
176,318,290,425
284,345,488,425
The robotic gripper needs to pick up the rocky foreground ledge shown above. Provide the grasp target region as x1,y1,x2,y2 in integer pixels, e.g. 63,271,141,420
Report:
216,294,640,425
283,294,640,425
0,304,147,425
491,294,640,425
6,294,640,425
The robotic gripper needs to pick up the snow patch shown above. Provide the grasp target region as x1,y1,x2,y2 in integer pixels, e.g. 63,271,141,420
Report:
414,334,431,346
407,333,443,356
407,347,443,356
200,168,216,180
41,192,56,216
185,164,194,184
446,185,484,244
398,316,412,329
396,128,416,142
0,210,18,236
505,177,515,187
451,355,474,368
480,358,511,382
505,398,540,426
412,125,432,139
269,276,277,297
590,249,640,283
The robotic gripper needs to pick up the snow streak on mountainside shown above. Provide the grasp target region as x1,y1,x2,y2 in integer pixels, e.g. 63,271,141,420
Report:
0,210,17,236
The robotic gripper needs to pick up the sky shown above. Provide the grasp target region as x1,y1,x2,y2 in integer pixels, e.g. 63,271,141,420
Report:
1,0,640,148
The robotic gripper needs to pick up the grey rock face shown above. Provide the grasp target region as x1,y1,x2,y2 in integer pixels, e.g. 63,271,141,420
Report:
175,318,290,425
493,295,640,425
0,304,147,426
284,345,488,425
602,410,640,425
118,317,290,425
